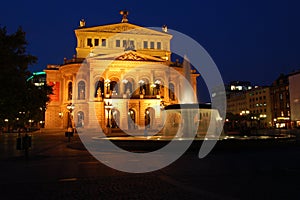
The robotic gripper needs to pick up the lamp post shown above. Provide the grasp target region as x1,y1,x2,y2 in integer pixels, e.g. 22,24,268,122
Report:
239,110,250,134
104,101,113,134
66,103,75,142
28,119,34,129
4,119,9,133
259,114,267,129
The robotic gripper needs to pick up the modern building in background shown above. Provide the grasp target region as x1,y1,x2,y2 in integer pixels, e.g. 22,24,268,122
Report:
289,70,300,128
26,71,46,87
247,86,272,128
44,12,199,131
226,81,252,94
226,92,247,115
226,82,273,128
225,70,300,129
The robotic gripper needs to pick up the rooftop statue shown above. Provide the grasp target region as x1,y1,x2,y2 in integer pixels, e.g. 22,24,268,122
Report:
120,10,129,23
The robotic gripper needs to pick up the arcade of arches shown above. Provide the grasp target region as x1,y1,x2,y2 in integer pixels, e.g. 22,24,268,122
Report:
44,16,199,133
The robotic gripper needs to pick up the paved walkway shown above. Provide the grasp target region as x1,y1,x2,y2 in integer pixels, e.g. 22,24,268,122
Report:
1,129,300,199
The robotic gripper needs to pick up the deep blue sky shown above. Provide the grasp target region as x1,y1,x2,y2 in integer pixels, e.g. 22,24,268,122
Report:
1,0,300,100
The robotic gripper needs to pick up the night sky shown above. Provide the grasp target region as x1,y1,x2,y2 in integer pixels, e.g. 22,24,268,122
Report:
1,0,299,101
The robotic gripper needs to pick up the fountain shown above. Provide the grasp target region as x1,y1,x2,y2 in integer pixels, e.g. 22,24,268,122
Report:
72,28,296,173
94,57,226,152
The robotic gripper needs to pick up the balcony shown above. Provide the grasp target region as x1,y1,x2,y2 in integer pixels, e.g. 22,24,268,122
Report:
94,94,162,101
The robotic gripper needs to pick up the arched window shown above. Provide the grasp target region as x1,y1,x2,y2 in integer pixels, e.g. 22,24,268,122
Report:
145,107,155,129
139,79,150,95
68,82,72,100
125,81,133,94
128,109,136,130
111,109,120,128
155,79,164,96
95,80,104,98
169,83,175,100
110,81,119,94
78,81,85,100
77,111,84,127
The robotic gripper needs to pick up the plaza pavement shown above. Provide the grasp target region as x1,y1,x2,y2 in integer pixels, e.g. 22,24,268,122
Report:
0,128,300,199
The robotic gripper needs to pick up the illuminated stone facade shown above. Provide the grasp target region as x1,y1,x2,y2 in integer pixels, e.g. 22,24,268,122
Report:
44,15,198,131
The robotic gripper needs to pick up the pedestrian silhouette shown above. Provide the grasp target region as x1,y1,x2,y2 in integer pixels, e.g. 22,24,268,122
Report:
23,133,30,160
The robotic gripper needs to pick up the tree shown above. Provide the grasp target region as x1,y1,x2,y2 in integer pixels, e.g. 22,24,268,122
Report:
0,26,51,130
22,81,52,127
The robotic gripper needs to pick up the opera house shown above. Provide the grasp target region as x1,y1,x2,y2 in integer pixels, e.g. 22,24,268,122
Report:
44,12,199,133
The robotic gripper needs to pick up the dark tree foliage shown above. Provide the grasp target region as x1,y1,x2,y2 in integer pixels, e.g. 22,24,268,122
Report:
0,26,51,129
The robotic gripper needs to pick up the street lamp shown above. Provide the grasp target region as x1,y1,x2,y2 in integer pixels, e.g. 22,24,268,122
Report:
28,119,34,128
104,100,113,134
67,104,75,113
66,103,75,142
4,119,9,133
67,104,75,126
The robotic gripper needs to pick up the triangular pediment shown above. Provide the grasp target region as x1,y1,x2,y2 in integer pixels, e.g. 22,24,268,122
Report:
76,22,171,37
89,50,165,62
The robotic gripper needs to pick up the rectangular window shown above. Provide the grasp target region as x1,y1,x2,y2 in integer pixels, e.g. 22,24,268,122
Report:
123,40,127,47
101,39,106,47
157,42,161,49
129,40,134,49
87,38,92,47
116,40,120,47
94,39,99,46
150,41,155,49
143,41,148,49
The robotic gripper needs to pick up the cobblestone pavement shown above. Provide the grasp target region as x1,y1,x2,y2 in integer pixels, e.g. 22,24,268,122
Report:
1,129,300,199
